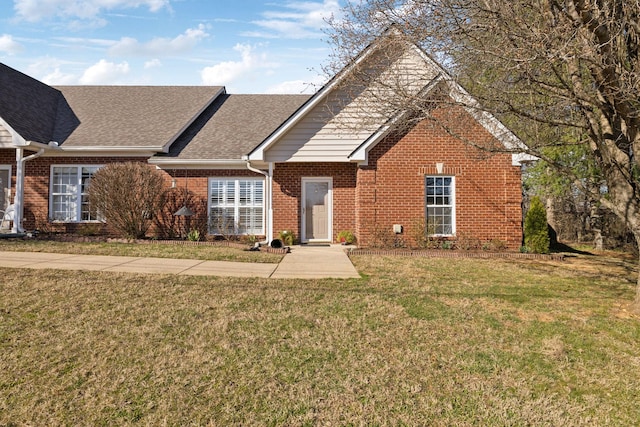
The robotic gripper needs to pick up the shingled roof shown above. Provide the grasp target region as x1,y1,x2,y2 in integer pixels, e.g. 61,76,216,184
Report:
55,85,224,150
0,63,67,144
1,62,307,160
156,93,310,162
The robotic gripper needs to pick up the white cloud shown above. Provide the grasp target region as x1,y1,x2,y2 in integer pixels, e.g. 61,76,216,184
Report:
13,0,171,23
41,68,78,85
248,0,341,39
26,57,78,84
0,34,23,55
201,44,277,86
144,58,162,69
109,24,209,56
265,75,326,94
79,59,130,84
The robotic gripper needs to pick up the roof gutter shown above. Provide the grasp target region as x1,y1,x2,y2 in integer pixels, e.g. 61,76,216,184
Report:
149,158,248,169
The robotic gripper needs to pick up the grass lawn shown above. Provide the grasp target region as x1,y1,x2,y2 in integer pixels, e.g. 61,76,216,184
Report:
0,239,284,263
1,249,640,425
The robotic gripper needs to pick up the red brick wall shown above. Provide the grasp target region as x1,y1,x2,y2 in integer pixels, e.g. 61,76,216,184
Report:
21,156,156,232
5,153,262,234
355,106,523,249
3,104,523,248
272,163,357,242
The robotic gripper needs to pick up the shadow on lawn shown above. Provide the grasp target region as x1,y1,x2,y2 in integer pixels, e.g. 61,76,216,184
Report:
552,242,595,256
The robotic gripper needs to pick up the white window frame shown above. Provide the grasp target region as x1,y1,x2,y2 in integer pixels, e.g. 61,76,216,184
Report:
425,175,456,236
208,177,265,235
49,165,102,222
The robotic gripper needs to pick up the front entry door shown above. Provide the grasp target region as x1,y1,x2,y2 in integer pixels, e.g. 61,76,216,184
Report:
301,178,332,242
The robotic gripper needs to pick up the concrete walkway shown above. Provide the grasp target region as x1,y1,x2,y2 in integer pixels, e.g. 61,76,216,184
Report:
0,244,360,279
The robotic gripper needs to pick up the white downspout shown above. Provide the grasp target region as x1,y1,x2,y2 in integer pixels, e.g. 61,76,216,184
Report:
268,162,274,245
245,160,273,245
14,147,45,233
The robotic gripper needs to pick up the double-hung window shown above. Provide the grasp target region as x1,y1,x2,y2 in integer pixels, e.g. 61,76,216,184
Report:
425,176,455,235
209,178,264,235
50,165,101,222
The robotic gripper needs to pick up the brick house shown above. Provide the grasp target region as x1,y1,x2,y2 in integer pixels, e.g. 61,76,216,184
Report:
0,28,527,248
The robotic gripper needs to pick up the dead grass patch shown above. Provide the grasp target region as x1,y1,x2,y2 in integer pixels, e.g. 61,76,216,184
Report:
1,250,640,425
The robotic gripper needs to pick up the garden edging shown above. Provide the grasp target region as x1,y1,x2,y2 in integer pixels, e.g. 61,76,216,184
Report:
347,248,565,261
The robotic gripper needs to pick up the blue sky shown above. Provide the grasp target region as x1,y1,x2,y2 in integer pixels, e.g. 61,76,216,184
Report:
0,0,344,93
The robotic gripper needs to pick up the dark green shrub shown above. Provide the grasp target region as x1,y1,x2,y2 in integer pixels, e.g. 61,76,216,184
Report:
524,196,550,253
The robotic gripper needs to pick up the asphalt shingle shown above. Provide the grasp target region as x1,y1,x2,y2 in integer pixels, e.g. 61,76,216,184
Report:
0,63,63,144
55,86,224,149
162,93,310,160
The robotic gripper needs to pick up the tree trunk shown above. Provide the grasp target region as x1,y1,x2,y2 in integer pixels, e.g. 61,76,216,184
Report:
590,204,603,251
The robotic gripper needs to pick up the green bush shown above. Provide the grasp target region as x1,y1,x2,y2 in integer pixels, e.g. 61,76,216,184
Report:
524,196,550,254
187,229,200,242
278,230,296,246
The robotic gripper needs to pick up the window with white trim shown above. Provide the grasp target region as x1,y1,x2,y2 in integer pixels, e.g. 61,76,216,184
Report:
50,165,102,222
425,176,455,235
209,178,264,235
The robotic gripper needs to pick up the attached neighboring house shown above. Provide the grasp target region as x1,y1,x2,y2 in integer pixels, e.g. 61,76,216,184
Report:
0,28,526,248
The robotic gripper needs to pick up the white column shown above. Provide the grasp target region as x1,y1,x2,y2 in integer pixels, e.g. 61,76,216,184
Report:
13,148,23,233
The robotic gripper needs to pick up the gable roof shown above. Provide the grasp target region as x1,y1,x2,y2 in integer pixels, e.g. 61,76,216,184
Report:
0,63,66,146
55,85,224,152
151,93,309,166
248,26,527,166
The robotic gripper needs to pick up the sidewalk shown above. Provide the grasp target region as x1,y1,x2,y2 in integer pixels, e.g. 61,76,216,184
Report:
0,244,360,279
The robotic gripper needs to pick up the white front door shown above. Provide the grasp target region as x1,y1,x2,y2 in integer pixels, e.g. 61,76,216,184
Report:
301,178,332,242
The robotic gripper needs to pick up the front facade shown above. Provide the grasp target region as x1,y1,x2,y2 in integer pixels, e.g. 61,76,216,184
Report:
0,28,526,248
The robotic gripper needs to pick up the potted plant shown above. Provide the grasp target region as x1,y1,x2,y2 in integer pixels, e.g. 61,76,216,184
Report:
278,230,296,246
336,230,356,245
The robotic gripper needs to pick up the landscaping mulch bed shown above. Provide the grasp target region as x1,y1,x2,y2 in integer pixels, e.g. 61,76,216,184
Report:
138,239,289,254
347,248,565,261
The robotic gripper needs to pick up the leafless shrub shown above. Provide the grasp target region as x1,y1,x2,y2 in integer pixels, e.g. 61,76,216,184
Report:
154,187,208,239
488,239,508,252
455,232,482,251
409,217,442,249
87,162,165,239
209,211,240,241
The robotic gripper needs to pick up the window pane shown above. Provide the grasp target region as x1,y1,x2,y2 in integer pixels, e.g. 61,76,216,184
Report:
52,166,101,222
225,181,235,204
209,207,235,234
208,178,264,235
239,181,251,206
210,180,224,205
52,167,77,196
425,176,454,235
239,207,263,235
52,195,77,221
